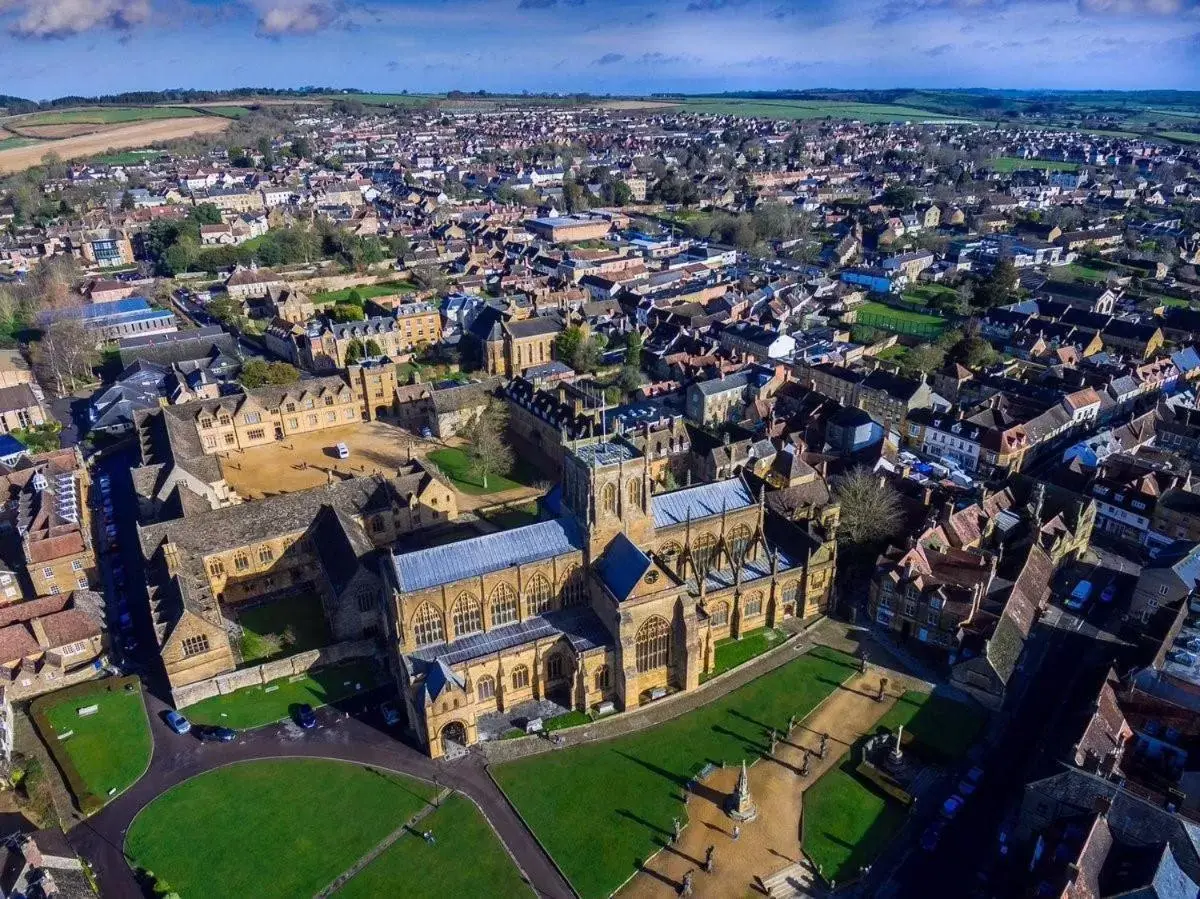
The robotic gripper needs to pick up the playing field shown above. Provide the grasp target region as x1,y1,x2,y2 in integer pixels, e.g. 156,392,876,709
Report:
989,156,1081,172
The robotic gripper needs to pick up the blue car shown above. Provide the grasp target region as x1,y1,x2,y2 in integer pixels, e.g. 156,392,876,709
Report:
296,704,317,729
164,710,191,735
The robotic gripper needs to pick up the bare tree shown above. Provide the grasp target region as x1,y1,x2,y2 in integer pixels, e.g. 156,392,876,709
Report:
832,466,904,548
464,399,514,490
33,320,96,394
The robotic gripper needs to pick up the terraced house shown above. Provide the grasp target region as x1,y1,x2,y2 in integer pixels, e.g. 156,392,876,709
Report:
388,435,836,758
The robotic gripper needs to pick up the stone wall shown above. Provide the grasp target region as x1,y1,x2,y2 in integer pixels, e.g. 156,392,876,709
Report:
285,270,411,293
171,639,376,708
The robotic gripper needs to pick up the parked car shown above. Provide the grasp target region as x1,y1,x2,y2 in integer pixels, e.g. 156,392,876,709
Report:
295,704,317,729
164,710,191,735
1100,582,1118,604
420,426,433,440
958,766,985,796
381,701,401,726
1065,580,1093,612
335,442,350,460
194,725,237,743
921,819,946,851
941,795,965,819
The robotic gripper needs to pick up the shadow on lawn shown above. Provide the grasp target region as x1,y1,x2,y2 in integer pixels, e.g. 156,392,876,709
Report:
614,750,727,807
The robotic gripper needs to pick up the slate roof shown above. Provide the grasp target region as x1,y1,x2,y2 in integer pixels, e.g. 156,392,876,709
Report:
651,478,755,528
408,606,611,668
392,517,583,593
596,532,653,602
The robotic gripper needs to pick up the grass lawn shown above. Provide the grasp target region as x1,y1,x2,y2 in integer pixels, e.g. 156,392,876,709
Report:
858,302,945,326
1059,262,1113,283
1158,131,1200,144
183,659,381,729
202,106,252,119
89,149,167,165
41,681,152,801
988,156,1081,172
337,794,529,897
0,136,41,150
314,281,416,304
544,710,591,732
701,627,787,682
19,106,198,125
802,755,908,884
236,591,333,664
874,691,986,763
427,447,535,495
901,283,957,306
875,345,909,362
494,646,858,899
479,500,541,530
126,759,438,899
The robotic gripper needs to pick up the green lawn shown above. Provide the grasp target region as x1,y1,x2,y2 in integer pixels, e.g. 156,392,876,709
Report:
875,345,909,362
126,759,438,899
337,794,529,897
494,646,858,899
202,106,253,119
479,500,541,530
702,627,786,682
1058,262,1113,283
41,681,152,802
901,284,958,306
858,302,945,325
314,281,417,304
427,447,533,495
874,691,985,763
988,156,1081,172
676,98,968,123
802,755,908,884
1158,131,1200,144
18,106,198,125
89,149,167,165
0,136,41,150
183,660,381,729
236,591,333,664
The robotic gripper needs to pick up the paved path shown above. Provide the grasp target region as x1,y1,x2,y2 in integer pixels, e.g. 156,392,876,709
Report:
65,690,575,899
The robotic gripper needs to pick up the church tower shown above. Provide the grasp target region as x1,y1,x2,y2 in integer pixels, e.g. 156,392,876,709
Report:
563,436,655,560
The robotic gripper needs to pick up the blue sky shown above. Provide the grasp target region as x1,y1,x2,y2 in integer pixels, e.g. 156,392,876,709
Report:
1,0,1198,100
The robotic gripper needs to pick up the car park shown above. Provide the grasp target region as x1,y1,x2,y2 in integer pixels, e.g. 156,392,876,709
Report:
164,710,191,735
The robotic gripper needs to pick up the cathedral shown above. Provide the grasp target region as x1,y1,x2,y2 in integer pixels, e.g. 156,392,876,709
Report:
387,435,837,758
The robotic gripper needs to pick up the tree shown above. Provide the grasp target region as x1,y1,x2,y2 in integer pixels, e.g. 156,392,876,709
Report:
33,320,97,394
364,338,383,358
206,296,243,326
344,339,365,365
616,365,643,394
555,326,584,368
12,422,62,454
464,399,514,490
948,334,999,370
972,258,1017,310
239,360,300,388
119,190,135,211
897,344,945,378
624,330,643,370
331,303,365,323
832,467,903,549
882,184,918,210
191,203,223,225
291,136,311,160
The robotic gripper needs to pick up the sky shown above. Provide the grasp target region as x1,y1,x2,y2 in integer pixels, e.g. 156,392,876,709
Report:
1,0,1198,100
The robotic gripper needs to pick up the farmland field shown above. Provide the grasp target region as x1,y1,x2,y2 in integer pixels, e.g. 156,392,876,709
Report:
14,106,198,126
0,117,231,174
202,106,253,119
989,156,1080,172
675,98,969,123
1158,131,1200,144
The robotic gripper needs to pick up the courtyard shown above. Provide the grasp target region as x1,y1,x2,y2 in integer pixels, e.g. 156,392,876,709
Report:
125,759,441,898
218,419,436,499
493,646,861,899
34,677,152,810
234,590,332,664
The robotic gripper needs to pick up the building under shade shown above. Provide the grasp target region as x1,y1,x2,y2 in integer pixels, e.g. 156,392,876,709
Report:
388,435,839,758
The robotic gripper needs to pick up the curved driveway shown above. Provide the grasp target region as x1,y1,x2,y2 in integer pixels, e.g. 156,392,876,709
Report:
66,690,575,899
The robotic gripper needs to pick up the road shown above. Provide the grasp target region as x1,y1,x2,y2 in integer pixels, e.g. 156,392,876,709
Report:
67,692,576,899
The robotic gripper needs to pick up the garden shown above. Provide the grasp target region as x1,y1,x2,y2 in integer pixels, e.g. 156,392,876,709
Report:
125,759,440,898
235,591,333,664
32,676,152,813
494,646,858,899
701,626,787,682
427,446,539,496
182,659,381,730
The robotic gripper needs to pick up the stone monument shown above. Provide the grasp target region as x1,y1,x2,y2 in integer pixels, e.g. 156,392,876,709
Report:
725,760,758,822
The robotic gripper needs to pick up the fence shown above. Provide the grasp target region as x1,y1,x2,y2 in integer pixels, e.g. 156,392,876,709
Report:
171,639,376,708
854,310,946,341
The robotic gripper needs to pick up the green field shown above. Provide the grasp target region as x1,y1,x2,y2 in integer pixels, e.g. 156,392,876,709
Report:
337,794,529,897
183,659,380,729
988,156,1081,172
676,98,969,123
427,447,535,496
803,690,984,882
126,759,439,899
855,301,948,339
202,106,253,119
702,627,786,682
875,345,909,362
494,646,858,899
314,281,417,304
90,149,167,165
41,681,152,802
236,591,333,664
17,106,199,125
0,136,40,150
1158,131,1200,144
901,284,958,307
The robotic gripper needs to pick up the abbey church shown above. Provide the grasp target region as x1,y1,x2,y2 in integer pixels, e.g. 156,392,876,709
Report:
388,434,838,758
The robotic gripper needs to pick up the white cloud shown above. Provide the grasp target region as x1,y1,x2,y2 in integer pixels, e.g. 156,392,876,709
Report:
247,0,341,34
0,0,150,37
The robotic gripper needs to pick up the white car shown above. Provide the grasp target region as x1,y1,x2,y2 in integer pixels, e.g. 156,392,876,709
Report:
335,442,350,460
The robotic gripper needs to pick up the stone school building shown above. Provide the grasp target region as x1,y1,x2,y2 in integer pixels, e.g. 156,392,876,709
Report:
388,435,837,758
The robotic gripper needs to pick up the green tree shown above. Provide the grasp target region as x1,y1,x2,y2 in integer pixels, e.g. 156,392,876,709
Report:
624,330,643,369
331,303,365,323
897,344,945,377
345,289,364,306
239,360,300,388
291,136,311,160
464,399,514,490
190,203,223,225
882,184,918,210
833,466,904,550
206,296,242,325
344,339,365,365
364,338,383,358
555,326,584,367
948,333,999,370
119,191,135,211
972,258,1018,310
